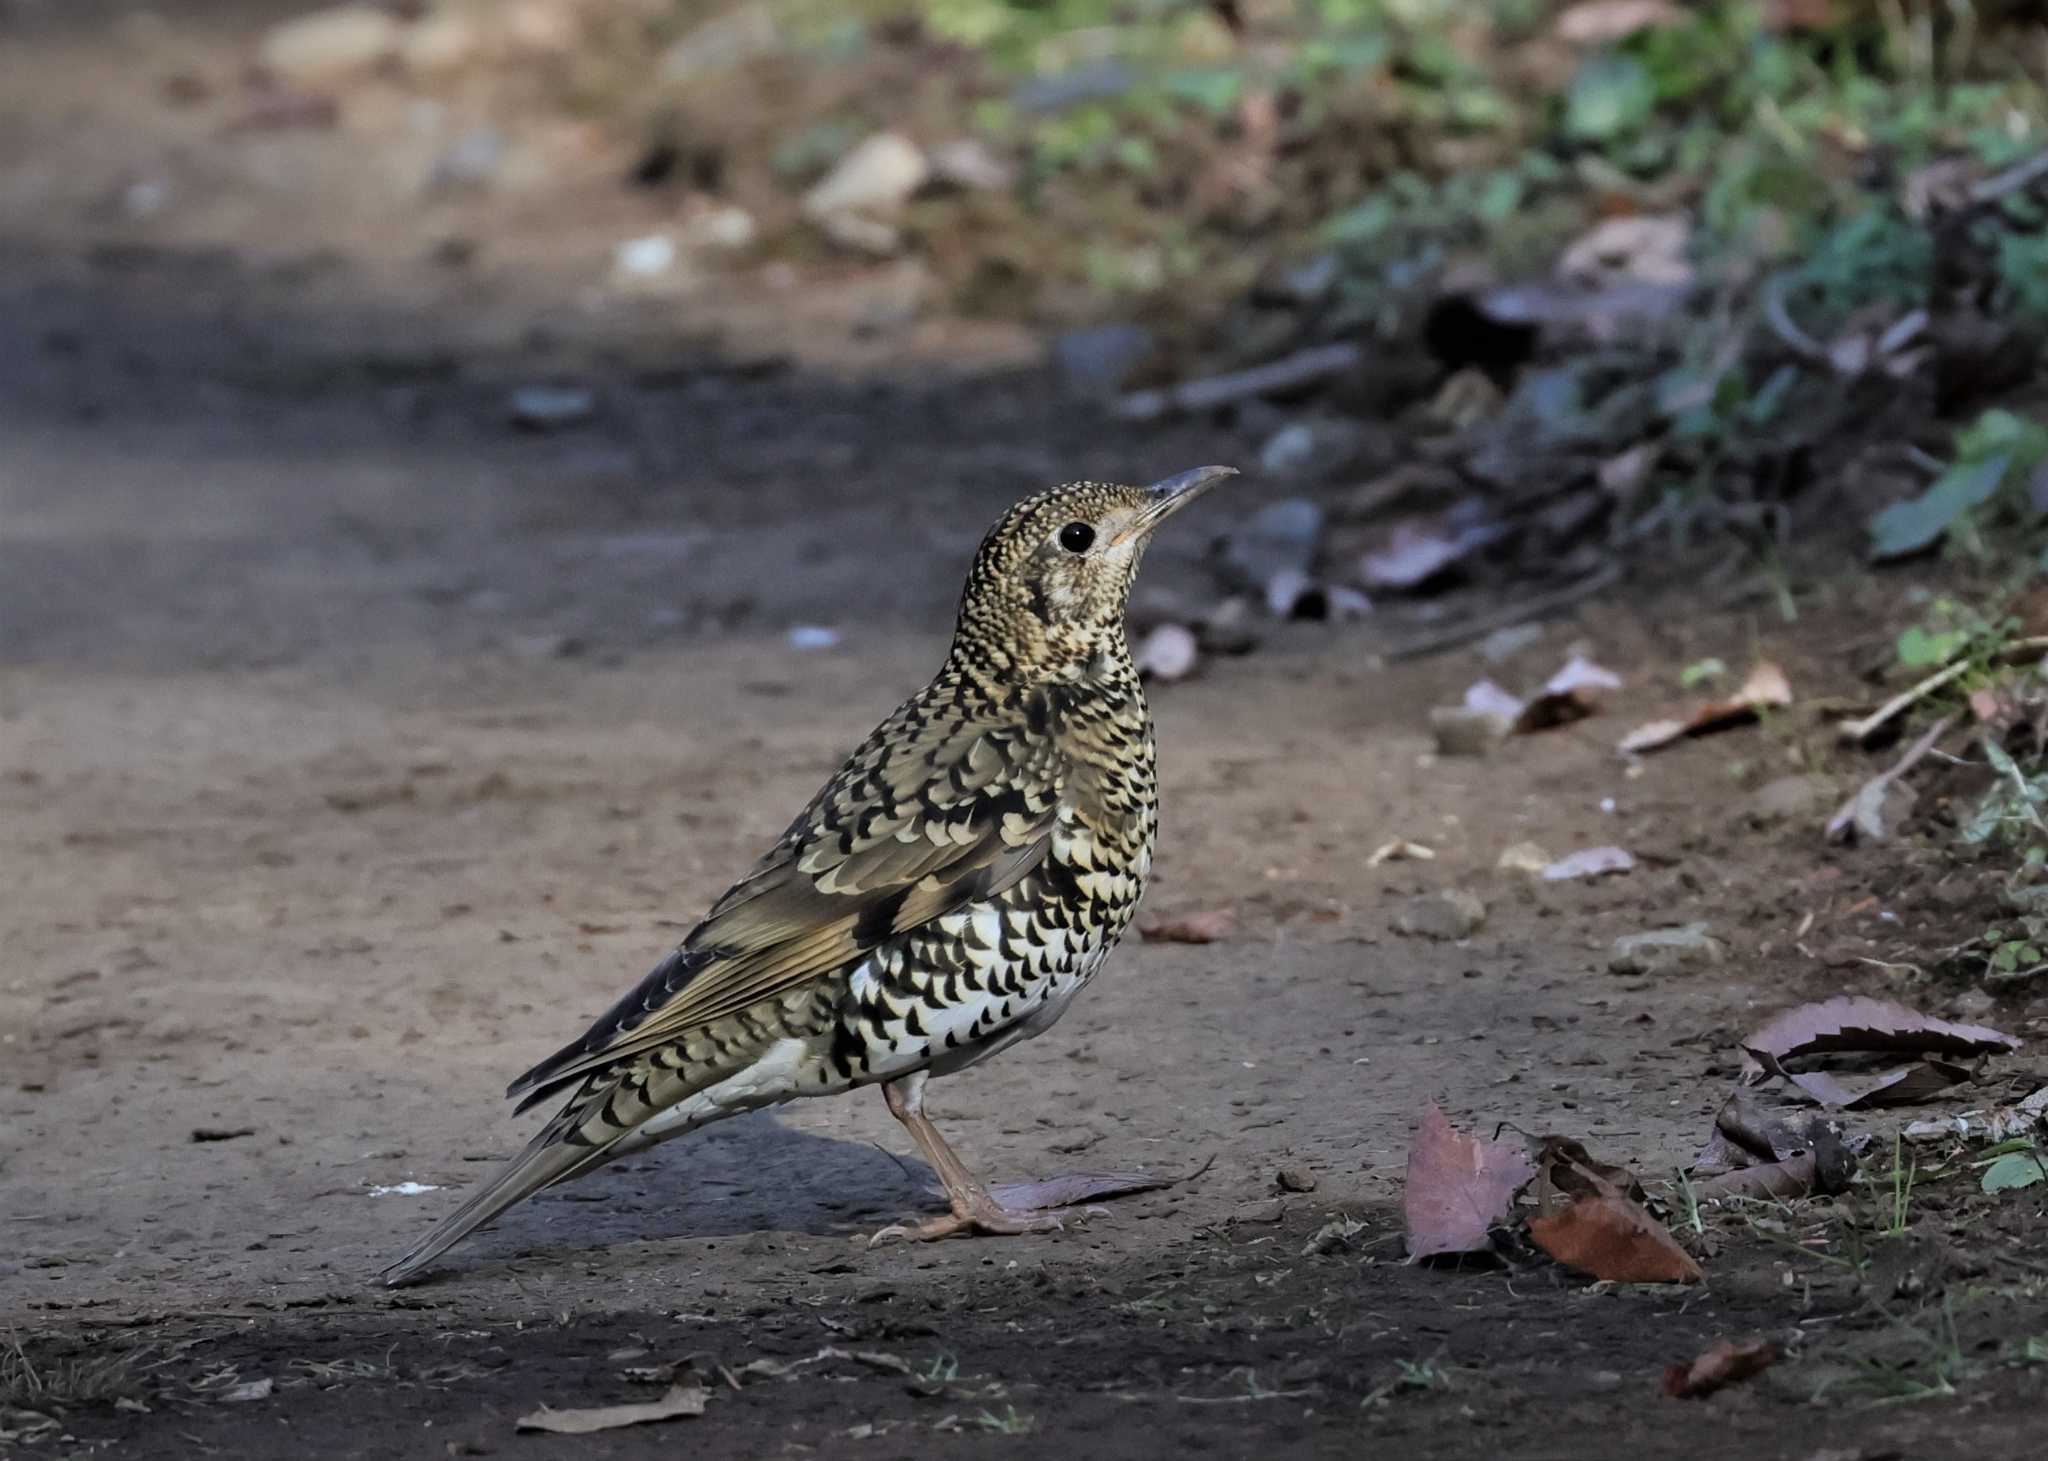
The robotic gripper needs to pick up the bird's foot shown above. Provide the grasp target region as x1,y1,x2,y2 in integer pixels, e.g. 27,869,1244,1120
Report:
867,1188,1069,1246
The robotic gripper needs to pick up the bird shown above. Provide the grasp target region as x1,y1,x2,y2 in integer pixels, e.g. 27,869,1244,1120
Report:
382,464,1237,1284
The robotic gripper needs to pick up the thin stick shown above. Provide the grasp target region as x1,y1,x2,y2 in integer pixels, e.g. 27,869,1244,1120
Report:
1113,343,1362,421
1382,564,1622,661
1838,635,2048,745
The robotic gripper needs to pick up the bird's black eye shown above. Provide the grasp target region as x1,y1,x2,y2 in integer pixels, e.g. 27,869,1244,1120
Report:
1058,521,1095,554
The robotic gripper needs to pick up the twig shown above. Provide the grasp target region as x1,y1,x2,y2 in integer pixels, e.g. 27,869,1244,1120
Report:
1383,563,1622,661
1837,662,1970,744
1113,343,1362,421
1968,147,2048,206
1824,712,1957,844
1838,634,2048,744
1762,279,1828,362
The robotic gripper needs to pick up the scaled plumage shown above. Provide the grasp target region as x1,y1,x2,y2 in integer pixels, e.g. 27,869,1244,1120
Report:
383,466,1235,1283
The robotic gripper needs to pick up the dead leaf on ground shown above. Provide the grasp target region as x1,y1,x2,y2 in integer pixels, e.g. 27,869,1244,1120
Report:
1529,1194,1703,1284
1542,845,1635,881
1137,909,1234,944
1358,515,1499,591
1619,660,1792,755
1461,654,1622,736
1402,1103,1537,1260
1738,996,2020,1083
1693,1153,1822,1201
1772,1058,1975,1110
516,1385,709,1435
1690,1091,1856,1199
1824,713,1954,844
1366,838,1436,865
1662,1336,1778,1398
984,1170,1176,1210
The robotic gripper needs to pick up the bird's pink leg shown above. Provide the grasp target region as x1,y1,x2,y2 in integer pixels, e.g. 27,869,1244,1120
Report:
868,1073,1066,1243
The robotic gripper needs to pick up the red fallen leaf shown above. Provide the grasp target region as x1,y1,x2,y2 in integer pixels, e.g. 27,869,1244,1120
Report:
1528,1194,1703,1284
1662,1336,1778,1398
1402,1104,1536,1260
1137,909,1234,944
1738,996,2020,1083
1619,659,1792,755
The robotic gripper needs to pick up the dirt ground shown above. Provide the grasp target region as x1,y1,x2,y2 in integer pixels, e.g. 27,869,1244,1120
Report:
5,7,2048,1459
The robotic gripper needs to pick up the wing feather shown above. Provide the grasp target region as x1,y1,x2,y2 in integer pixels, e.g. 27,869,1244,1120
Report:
506,699,1064,1103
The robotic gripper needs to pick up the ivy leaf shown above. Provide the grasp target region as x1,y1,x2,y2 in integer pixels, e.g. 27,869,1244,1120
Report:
1869,453,2013,561
1982,1150,2048,1194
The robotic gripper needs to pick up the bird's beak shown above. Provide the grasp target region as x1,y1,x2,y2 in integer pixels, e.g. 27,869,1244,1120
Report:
1114,465,1239,545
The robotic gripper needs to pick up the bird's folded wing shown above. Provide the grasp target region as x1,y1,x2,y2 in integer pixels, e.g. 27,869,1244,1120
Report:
507,707,1065,1103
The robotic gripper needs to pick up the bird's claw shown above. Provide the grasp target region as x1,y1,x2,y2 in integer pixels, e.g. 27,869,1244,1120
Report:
866,1200,1068,1246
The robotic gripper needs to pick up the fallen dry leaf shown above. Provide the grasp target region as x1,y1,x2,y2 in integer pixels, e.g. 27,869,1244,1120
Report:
1402,1103,1537,1260
1690,1091,1856,1199
1460,655,1620,737
1824,713,1954,844
517,1385,708,1434
1662,1336,1778,1398
984,1170,1175,1210
1541,846,1635,881
1739,996,2020,1083
1775,1058,1974,1111
1366,838,1437,866
1528,1194,1703,1284
1693,1153,1822,1201
1359,514,1499,591
1136,908,1233,944
1619,660,1792,755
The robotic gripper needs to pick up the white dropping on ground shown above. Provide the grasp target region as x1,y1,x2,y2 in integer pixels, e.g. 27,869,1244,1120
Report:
369,1182,442,1198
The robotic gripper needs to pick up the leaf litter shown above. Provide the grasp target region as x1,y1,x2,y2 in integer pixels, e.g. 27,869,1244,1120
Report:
1738,996,2020,1082
1401,1104,1536,1260
1619,659,1792,755
1661,1336,1778,1399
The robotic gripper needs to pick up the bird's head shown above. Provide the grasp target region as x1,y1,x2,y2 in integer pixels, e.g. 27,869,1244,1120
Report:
951,465,1237,682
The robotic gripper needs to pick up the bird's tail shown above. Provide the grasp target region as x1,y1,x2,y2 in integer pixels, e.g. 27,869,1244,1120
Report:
381,1117,623,1286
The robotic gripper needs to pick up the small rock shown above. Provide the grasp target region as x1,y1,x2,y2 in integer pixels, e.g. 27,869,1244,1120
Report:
1236,1198,1287,1225
1052,324,1153,394
614,233,677,280
1395,890,1487,941
659,3,780,83
428,127,504,191
509,384,596,430
926,138,1014,192
258,5,400,84
803,132,929,219
1276,1167,1318,1193
1259,422,1320,477
1430,706,1507,758
681,206,756,252
1950,988,1996,1019
1216,498,1321,595
1497,841,1553,875
1744,773,1833,827
1609,923,1723,975
1135,623,1199,682
1541,846,1634,881
1197,597,1260,656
